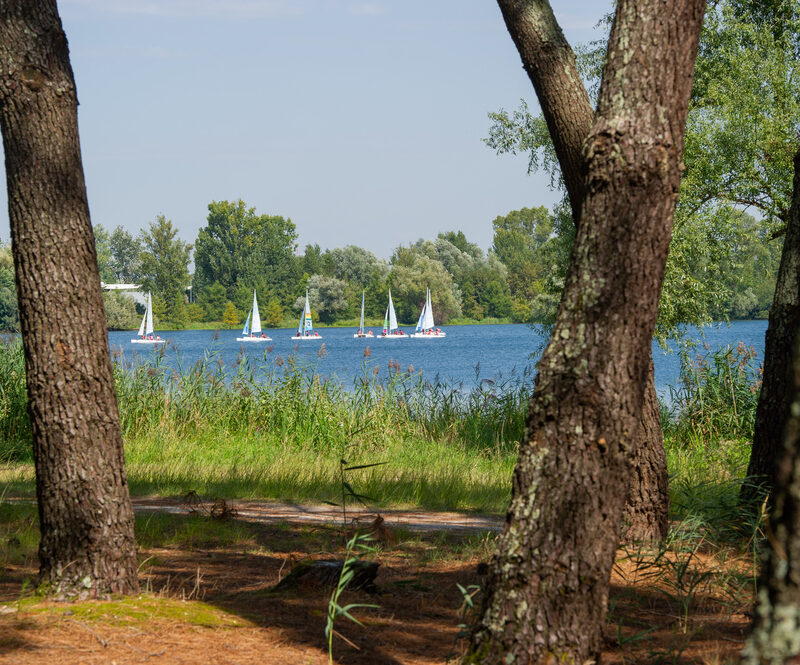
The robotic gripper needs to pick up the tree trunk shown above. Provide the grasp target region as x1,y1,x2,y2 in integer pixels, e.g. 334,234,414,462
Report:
742,148,800,506
623,361,670,541
0,1,138,598
496,0,592,226
741,330,800,665
497,0,670,543
464,2,704,663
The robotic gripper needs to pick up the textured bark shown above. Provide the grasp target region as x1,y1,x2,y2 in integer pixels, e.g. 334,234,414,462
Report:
498,0,669,542
742,148,800,506
496,0,592,226
0,1,138,597
741,332,800,665
464,1,704,663
622,360,670,541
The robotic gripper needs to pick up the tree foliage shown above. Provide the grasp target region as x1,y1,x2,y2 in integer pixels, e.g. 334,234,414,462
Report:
221,301,239,328
193,200,298,306
138,215,192,322
0,243,18,332
109,226,141,282
197,281,227,321
295,275,350,323
482,0,798,334
389,245,462,323
103,292,139,330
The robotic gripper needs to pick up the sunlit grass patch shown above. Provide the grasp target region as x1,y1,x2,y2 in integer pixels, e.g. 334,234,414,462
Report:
14,595,249,628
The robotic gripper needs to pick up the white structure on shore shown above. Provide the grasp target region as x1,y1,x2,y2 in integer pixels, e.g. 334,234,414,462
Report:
101,283,145,306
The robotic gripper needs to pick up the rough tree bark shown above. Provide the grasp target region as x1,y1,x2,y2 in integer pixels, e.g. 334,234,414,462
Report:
741,148,800,506
0,1,138,597
741,329,800,664
622,367,669,541
464,1,705,663
497,0,669,541
495,0,592,226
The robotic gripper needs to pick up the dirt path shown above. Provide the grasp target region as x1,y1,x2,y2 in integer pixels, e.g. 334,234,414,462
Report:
132,496,504,533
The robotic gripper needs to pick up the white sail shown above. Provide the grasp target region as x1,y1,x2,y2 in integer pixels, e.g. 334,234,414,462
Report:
414,303,425,332
388,289,398,331
292,290,321,339
421,288,435,330
131,291,164,343
145,292,154,335
303,291,313,332
251,291,262,334
241,310,251,336
136,297,147,337
359,290,365,332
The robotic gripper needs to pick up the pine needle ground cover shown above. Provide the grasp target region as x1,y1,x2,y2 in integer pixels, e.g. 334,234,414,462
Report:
0,500,755,665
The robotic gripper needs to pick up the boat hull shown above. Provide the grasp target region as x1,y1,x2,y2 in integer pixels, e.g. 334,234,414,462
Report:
376,334,409,339
291,335,323,340
236,336,272,342
131,339,166,344
410,332,446,338
353,333,374,338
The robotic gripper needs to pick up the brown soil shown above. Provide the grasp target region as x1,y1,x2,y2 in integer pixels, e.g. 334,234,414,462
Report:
0,502,753,664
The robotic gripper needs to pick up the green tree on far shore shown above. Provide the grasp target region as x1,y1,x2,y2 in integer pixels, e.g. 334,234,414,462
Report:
198,281,227,321
193,200,298,307
222,301,239,328
264,298,283,328
0,243,18,332
138,216,192,322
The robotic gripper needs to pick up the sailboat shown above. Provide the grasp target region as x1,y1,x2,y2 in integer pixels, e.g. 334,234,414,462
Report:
353,290,373,338
291,290,322,340
377,289,407,339
410,288,446,338
236,290,271,342
131,292,165,344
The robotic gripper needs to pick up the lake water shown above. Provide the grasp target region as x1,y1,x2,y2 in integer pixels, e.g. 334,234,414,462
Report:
110,320,769,397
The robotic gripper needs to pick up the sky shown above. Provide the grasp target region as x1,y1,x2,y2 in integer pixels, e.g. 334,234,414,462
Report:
0,0,609,259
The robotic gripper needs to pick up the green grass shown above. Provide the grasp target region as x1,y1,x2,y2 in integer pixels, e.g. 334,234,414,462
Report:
15,594,248,627
0,337,763,530
0,339,524,512
123,434,514,512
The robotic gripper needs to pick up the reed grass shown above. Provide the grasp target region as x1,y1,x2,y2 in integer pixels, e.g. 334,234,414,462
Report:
0,340,522,512
0,337,762,521
663,342,760,447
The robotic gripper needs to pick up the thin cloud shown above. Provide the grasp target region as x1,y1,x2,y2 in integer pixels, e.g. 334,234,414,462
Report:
61,0,307,19
347,3,386,16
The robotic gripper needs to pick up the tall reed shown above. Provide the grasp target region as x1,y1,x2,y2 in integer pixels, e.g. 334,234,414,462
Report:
0,338,30,461
664,342,760,446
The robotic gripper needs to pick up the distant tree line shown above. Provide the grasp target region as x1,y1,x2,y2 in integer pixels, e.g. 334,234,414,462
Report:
0,196,781,332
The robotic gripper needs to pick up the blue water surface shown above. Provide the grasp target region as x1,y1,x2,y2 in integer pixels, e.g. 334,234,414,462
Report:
109,320,769,397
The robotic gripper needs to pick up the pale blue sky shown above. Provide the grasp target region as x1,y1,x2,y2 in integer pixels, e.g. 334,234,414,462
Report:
0,0,608,257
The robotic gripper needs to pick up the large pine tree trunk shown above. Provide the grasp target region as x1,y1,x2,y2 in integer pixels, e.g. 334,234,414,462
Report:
741,329,800,665
0,1,138,598
497,0,670,543
464,2,704,662
742,148,800,506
